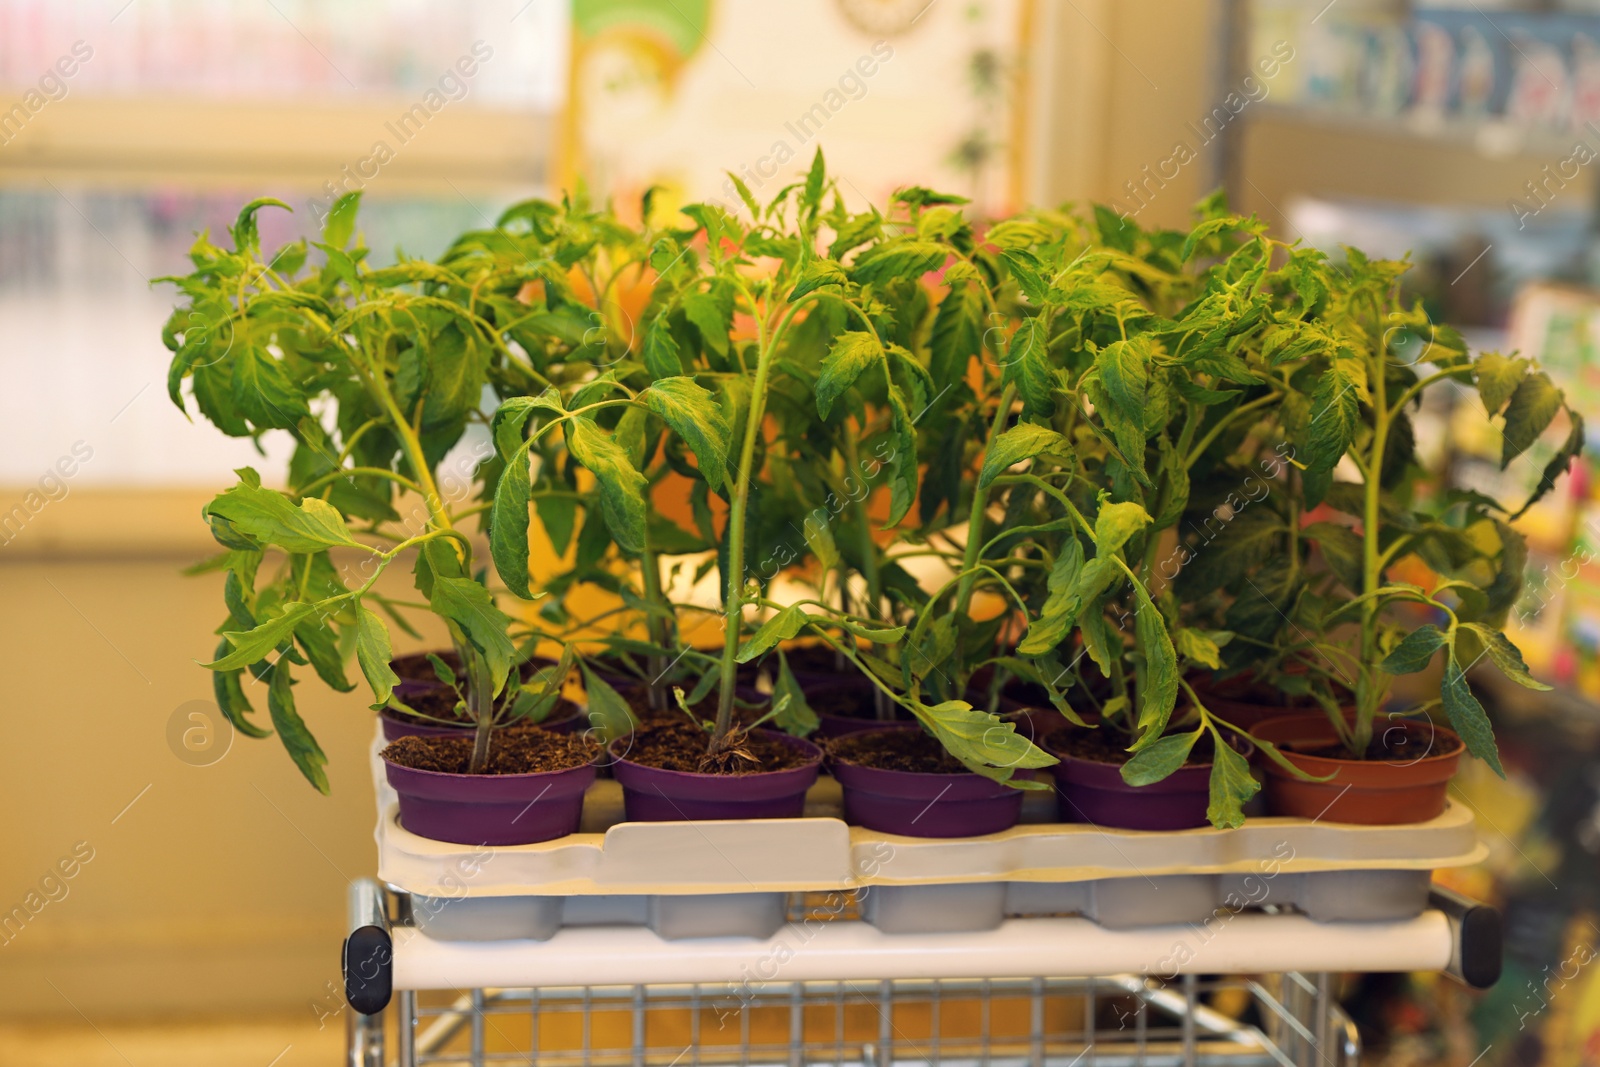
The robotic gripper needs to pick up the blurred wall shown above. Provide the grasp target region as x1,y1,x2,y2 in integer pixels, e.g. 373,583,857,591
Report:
1028,0,1222,226
0,493,431,1020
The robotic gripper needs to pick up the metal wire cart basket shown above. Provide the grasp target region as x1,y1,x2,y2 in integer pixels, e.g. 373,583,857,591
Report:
342,879,1499,1067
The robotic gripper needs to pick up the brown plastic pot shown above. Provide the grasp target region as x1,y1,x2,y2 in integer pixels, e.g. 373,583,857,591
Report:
1251,713,1464,824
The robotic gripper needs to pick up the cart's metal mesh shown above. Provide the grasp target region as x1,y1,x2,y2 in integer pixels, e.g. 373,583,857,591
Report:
391,972,1358,1067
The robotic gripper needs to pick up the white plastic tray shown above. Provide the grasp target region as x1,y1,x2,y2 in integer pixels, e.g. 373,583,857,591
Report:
372,726,1486,900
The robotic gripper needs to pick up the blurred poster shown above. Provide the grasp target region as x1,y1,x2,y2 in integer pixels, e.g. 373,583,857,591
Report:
563,0,1028,219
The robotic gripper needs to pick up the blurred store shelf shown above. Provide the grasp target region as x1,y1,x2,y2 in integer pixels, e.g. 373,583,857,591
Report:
1252,101,1588,161
0,94,553,194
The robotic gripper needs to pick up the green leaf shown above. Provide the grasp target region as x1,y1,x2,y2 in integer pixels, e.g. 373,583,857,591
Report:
802,148,827,214
1205,728,1259,828
1095,337,1150,426
978,423,1073,490
1441,654,1505,777
205,481,362,553
1382,624,1447,674
491,394,551,459
537,493,578,557
1173,628,1222,669
726,170,761,218
1094,500,1152,556
1003,316,1053,416
232,196,291,256
206,601,318,671
428,577,516,697
788,260,849,302
884,382,918,527
426,653,457,686
491,448,534,599
1459,623,1550,691
643,377,731,490
1501,372,1563,469
642,317,684,380
1018,537,1085,656
929,284,982,388
1303,348,1365,481
354,607,401,708
834,619,906,644
1475,351,1528,415
736,605,811,662
803,515,840,572
1131,578,1178,749
579,663,638,742
295,612,354,692
816,331,884,418
1304,521,1364,592
849,240,949,286
772,651,820,737
323,191,361,250
232,347,311,429
1514,413,1584,519
421,324,489,430
566,418,648,554
211,640,271,739
267,663,329,794
1181,216,1238,261
682,290,731,358
1121,727,1200,786
1000,249,1048,304
910,699,1058,783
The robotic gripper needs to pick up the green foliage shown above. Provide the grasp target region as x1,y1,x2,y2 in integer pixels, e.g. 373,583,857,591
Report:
170,176,1575,817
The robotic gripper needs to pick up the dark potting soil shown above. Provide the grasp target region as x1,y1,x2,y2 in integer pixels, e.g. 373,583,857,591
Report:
809,685,912,722
620,721,813,775
829,729,969,774
382,729,600,775
1044,726,1220,767
1297,723,1463,762
389,687,471,725
391,650,462,681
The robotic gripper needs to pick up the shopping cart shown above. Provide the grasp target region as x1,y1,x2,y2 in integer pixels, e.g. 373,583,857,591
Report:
343,879,1499,1067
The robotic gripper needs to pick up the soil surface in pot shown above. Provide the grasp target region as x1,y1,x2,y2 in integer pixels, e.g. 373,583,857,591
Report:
388,689,577,729
391,650,463,680
1290,722,1463,762
1045,726,1219,767
619,687,768,727
810,686,910,722
382,730,600,775
621,722,812,774
828,729,965,773
387,687,469,725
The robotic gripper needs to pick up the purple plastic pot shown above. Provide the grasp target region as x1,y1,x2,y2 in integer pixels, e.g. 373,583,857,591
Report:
608,730,823,821
1045,734,1254,831
380,701,586,744
830,729,1024,837
383,753,598,846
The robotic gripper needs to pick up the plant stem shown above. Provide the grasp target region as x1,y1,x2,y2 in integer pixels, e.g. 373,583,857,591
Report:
842,427,888,716
1358,341,1389,756
954,384,1016,618
709,287,823,744
641,537,670,711
713,295,776,744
